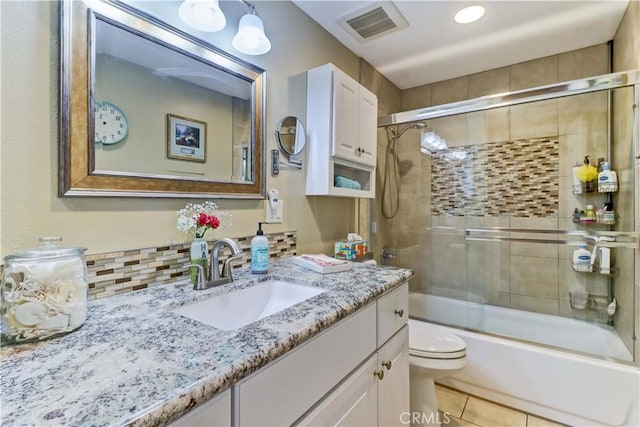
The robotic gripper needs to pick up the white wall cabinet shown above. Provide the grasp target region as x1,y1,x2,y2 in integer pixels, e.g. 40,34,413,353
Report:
305,63,378,198
332,69,378,167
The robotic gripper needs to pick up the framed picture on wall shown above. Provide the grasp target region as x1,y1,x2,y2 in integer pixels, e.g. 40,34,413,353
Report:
167,114,207,162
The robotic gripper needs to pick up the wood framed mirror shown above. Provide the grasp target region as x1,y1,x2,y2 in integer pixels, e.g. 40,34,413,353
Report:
59,0,266,198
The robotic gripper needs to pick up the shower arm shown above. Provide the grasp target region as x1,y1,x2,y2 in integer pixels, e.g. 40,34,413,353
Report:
386,122,427,141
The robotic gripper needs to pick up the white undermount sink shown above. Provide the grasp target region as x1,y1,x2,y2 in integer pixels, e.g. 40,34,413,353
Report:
172,280,326,331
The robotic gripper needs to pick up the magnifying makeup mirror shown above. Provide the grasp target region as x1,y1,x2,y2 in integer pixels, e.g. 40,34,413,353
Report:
275,116,305,168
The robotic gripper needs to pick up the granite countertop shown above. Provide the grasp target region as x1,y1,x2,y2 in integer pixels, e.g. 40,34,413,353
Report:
0,259,413,427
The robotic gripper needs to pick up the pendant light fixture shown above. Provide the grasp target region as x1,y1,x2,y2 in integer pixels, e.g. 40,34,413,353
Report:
178,0,271,56
178,0,226,32
232,4,271,55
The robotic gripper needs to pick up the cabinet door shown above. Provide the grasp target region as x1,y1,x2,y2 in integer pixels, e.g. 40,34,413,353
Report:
378,326,410,427
168,388,231,427
357,87,378,167
332,70,360,162
297,356,378,427
237,304,377,426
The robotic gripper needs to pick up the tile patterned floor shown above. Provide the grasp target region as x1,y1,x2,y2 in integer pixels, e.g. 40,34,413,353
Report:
435,384,568,427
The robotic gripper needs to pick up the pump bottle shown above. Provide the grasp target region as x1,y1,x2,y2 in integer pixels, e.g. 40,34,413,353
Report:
251,222,269,274
597,162,618,192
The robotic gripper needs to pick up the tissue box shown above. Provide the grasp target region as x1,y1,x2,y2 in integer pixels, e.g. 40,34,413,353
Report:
334,240,368,260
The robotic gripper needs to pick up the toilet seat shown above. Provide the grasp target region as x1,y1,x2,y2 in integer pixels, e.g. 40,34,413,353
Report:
409,319,467,359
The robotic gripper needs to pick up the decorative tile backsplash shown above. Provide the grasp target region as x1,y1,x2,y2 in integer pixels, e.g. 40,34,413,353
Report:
87,231,297,300
431,136,559,217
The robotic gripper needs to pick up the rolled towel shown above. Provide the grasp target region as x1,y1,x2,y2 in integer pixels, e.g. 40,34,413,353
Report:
334,175,361,190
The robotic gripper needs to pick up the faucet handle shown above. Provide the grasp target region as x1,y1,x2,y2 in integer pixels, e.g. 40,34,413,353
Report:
187,263,206,290
221,252,243,280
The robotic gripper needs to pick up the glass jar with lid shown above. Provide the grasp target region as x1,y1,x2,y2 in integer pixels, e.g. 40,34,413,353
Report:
1,237,88,345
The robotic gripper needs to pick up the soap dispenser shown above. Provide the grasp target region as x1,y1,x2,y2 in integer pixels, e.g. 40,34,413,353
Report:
251,222,269,274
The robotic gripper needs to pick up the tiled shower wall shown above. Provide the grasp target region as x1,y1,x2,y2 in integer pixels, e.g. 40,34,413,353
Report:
376,44,629,324
411,91,623,323
612,0,640,360
86,231,296,300
431,137,559,217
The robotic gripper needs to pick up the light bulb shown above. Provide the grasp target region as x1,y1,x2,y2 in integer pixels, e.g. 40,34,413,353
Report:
232,10,271,55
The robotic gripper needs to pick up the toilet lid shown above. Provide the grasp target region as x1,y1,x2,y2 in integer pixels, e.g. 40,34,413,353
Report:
409,321,466,357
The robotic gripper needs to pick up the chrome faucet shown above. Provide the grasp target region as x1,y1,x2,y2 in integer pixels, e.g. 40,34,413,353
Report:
210,238,243,284
189,238,243,290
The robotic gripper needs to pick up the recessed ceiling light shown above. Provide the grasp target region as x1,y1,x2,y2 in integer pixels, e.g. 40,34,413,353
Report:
454,5,485,24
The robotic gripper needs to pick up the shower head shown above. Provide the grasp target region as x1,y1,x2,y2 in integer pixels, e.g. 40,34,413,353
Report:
392,122,427,140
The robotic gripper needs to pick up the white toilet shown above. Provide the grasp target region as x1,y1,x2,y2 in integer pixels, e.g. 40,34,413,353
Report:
408,319,467,427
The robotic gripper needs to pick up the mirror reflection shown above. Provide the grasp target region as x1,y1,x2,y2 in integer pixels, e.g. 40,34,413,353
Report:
276,116,306,157
94,18,252,182
59,0,266,198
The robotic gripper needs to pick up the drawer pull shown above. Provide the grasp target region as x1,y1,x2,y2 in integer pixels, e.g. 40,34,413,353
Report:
373,369,385,380
394,309,404,318
382,360,392,370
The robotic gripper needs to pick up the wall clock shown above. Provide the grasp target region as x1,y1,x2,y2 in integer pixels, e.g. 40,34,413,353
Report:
95,101,128,144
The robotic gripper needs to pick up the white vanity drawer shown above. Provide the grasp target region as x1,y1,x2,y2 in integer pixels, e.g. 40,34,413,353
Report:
376,282,408,346
236,303,377,427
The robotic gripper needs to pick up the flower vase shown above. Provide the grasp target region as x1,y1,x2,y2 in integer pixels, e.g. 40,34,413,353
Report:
190,237,209,284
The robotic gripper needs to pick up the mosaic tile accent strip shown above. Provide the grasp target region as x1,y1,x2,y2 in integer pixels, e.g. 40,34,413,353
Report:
86,231,297,300
431,137,559,217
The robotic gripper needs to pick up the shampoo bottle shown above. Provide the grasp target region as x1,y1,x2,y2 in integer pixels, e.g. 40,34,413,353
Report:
251,222,269,274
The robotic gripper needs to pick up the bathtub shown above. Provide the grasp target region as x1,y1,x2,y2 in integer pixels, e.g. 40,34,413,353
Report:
410,293,640,427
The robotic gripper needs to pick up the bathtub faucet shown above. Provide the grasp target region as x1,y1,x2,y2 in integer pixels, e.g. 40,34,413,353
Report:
381,246,399,265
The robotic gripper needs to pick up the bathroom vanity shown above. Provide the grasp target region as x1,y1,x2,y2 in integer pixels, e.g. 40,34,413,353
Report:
0,259,412,426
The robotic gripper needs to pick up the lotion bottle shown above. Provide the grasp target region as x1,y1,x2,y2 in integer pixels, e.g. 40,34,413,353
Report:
572,245,591,272
251,222,269,274
597,162,618,192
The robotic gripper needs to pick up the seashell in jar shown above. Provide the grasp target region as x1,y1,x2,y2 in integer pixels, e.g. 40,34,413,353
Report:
13,301,48,326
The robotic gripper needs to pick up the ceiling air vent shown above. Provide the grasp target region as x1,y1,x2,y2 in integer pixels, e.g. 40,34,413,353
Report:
339,2,409,43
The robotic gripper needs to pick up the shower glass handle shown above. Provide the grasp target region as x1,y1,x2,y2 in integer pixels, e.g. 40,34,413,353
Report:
634,83,639,159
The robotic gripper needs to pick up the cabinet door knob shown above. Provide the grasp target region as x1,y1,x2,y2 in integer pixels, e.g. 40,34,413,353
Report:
373,369,384,380
382,360,392,370
394,309,404,318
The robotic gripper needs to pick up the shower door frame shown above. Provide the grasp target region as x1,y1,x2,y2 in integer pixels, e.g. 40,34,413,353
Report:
379,69,640,365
